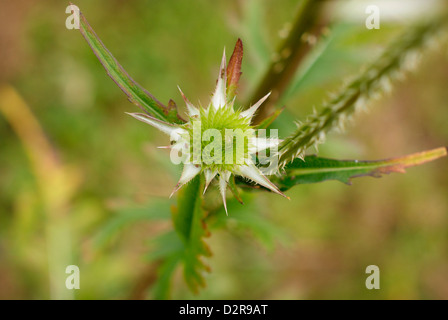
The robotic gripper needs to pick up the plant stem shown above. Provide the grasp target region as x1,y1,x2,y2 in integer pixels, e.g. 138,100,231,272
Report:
246,0,325,124
278,15,448,168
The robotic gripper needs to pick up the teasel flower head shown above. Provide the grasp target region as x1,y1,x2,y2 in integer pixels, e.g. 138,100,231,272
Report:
126,39,288,214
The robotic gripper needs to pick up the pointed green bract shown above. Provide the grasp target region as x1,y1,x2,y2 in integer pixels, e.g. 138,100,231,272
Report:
273,147,447,191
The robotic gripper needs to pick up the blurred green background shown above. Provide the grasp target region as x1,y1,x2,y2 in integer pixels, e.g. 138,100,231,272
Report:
1,0,448,299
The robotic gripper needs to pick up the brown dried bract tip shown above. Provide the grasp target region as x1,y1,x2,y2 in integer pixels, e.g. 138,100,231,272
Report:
226,38,243,100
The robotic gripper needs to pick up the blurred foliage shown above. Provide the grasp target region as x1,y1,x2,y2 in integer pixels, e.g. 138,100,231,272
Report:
1,0,448,299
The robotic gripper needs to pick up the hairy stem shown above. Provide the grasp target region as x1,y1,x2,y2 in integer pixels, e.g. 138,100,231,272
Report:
278,16,448,168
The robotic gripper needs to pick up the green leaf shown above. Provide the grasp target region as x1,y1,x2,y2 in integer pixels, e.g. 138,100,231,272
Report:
145,232,184,299
172,175,211,293
145,231,184,262
151,254,182,300
76,6,182,123
274,147,447,191
144,178,211,297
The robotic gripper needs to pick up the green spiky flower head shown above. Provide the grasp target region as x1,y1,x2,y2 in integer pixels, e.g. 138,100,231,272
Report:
183,104,255,172
127,42,287,213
